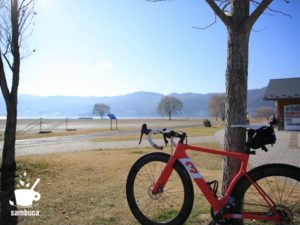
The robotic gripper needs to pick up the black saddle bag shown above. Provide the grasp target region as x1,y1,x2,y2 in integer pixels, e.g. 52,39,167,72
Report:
248,126,276,150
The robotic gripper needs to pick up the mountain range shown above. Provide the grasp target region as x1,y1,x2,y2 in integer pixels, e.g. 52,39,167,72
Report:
0,87,274,118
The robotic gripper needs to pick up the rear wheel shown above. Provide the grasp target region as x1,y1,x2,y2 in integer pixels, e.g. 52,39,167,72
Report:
230,164,300,225
126,152,194,225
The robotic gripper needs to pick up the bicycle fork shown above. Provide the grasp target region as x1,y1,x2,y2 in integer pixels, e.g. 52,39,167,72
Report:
151,155,177,194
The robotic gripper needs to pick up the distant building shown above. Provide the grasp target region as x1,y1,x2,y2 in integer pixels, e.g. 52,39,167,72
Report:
264,77,300,131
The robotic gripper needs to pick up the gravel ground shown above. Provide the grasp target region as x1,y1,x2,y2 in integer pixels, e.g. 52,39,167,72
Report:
214,129,300,168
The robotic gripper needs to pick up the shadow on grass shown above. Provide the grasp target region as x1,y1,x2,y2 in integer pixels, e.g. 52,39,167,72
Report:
0,169,18,225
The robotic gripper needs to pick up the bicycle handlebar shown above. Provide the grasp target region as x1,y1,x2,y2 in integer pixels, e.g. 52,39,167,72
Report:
139,123,187,150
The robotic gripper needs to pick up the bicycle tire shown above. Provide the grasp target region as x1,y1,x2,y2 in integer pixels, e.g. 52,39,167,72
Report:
230,163,300,225
126,152,194,225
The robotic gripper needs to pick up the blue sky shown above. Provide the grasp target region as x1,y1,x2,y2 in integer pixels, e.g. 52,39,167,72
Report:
19,0,300,97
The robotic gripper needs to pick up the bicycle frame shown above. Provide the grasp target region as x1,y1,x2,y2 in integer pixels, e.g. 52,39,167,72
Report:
151,142,280,222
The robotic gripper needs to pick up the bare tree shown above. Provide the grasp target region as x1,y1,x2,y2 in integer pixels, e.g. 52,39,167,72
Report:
208,95,225,121
93,103,110,119
157,96,182,120
204,0,281,193
0,1,35,221
0,0,36,170
256,106,275,119
147,0,288,193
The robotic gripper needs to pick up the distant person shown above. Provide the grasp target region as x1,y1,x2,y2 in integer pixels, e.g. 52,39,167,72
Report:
269,114,278,126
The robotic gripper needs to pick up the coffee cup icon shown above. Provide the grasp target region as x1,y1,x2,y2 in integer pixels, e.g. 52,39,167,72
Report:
14,178,41,207
15,189,41,207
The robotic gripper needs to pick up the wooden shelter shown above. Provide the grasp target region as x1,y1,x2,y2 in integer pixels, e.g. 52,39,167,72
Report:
264,77,300,131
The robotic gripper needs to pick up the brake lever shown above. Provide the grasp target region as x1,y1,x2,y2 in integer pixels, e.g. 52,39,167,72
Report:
139,123,151,145
160,128,167,146
162,134,169,146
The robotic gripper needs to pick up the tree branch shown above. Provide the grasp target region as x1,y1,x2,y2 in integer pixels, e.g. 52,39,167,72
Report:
205,0,231,26
3,53,13,71
0,55,11,102
252,25,269,32
266,6,292,18
192,14,217,30
247,0,273,28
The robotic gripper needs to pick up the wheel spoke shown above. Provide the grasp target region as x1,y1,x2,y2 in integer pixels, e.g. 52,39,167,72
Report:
127,153,193,224
230,165,300,225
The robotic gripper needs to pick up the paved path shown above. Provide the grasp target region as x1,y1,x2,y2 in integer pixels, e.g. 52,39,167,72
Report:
1,128,299,168
11,135,215,156
214,129,300,168
1,128,215,156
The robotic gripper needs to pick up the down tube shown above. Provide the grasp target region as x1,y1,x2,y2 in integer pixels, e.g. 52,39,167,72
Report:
178,156,223,210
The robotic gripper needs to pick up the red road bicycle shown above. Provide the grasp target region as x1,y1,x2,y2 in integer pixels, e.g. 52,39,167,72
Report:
126,124,300,225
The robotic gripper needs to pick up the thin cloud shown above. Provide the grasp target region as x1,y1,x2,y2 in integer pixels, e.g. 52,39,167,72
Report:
97,60,113,70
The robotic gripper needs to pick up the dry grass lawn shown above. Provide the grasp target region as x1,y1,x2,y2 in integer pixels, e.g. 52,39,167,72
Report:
6,142,223,225
1,118,295,224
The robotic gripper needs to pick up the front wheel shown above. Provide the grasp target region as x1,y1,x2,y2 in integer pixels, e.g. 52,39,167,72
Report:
230,164,300,225
126,152,194,225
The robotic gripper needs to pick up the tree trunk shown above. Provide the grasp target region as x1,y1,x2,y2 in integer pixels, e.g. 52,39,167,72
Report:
1,99,17,171
222,1,251,193
168,110,171,120
204,0,274,196
0,169,17,224
1,99,18,223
